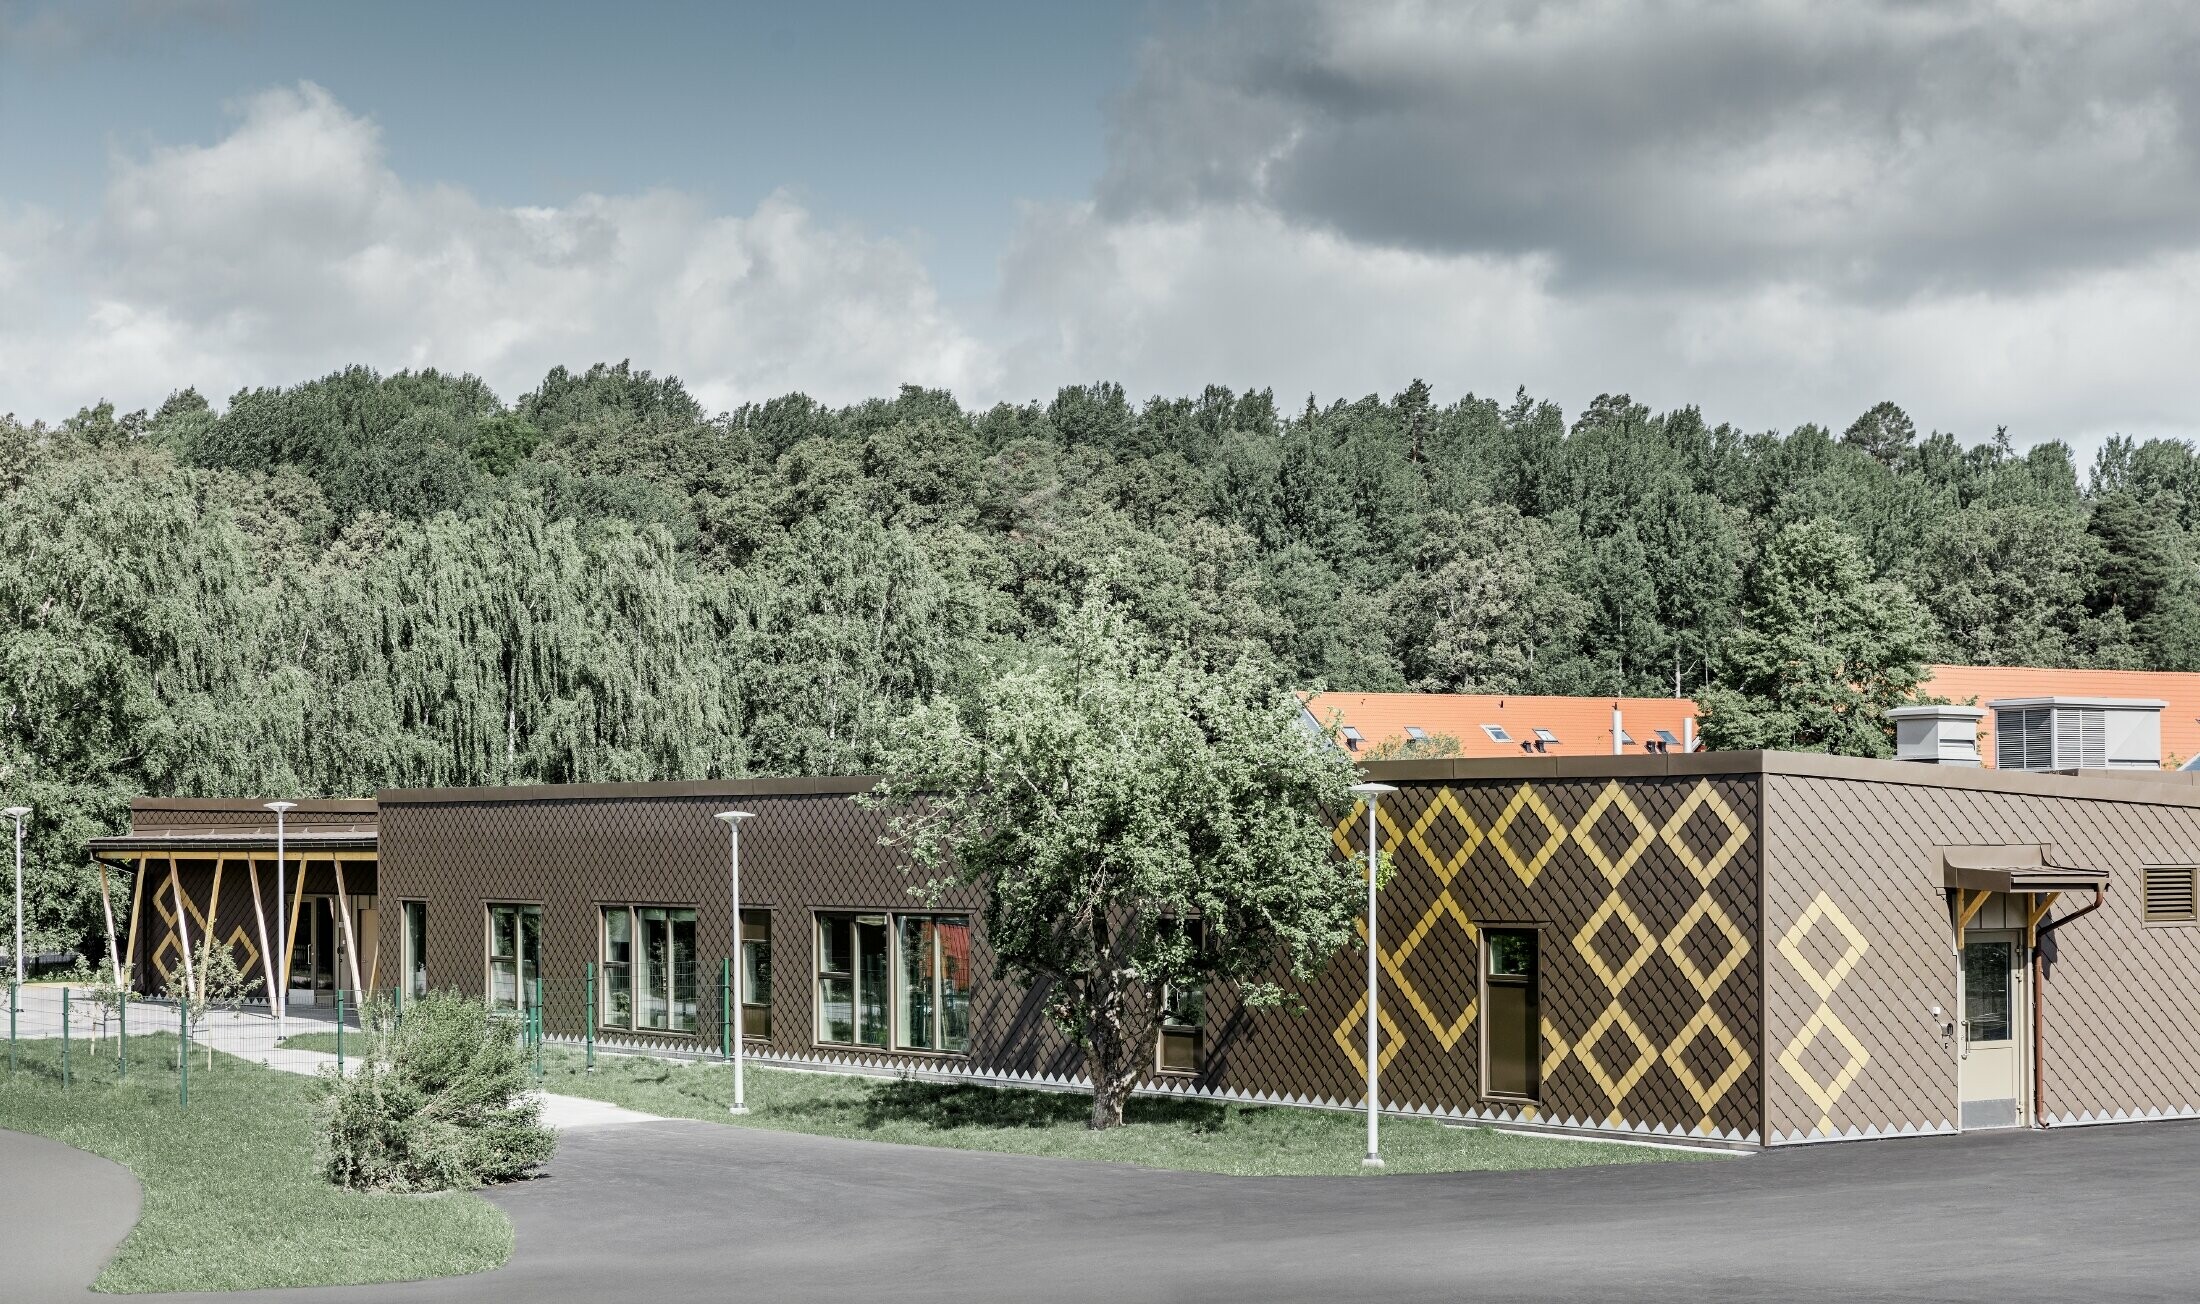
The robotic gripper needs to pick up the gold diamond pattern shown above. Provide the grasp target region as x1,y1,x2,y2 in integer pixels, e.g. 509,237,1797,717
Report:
1331,796,1407,862
1573,892,1657,992
1571,782,1657,885
1330,989,1408,1080
1577,1001,1659,1123
1660,780,1750,886
1663,894,1751,1000
1359,893,1480,1049
1489,784,1566,886
1777,1005,1870,1134
1776,892,1869,1001
1664,1006,1752,1130
1405,787,1484,885
1318,777,1760,1139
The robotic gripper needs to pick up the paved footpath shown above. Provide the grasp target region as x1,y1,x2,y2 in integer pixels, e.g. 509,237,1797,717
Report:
72,1113,2196,1304
0,1128,140,1301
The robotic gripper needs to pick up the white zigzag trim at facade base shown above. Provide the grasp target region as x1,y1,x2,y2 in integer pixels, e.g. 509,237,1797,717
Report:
2046,1103,2200,1129
1767,1118,1959,1146
549,1035,1757,1150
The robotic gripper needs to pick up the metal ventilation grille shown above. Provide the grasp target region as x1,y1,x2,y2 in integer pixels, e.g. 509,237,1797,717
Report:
1996,708,2052,770
2143,865,2198,923
2053,708,2107,770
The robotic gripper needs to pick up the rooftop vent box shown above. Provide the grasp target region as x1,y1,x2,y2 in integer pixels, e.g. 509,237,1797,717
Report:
1988,697,2164,772
1887,705,1985,766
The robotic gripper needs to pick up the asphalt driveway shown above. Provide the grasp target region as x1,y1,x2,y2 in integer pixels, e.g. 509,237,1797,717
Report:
17,1117,2200,1303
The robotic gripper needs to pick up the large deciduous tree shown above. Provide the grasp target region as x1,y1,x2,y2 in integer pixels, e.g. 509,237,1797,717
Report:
1698,519,1934,756
864,594,1361,1129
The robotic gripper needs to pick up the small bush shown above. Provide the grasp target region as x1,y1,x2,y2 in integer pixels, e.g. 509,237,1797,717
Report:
317,990,555,1192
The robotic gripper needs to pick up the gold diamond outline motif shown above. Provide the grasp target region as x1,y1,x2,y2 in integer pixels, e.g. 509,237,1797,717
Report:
1359,891,1480,1049
1573,891,1658,992
1406,787,1484,885
1489,784,1566,886
1777,1004,1870,1133
1776,892,1870,1001
1660,781,1750,887
1540,1016,1571,1081
1663,894,1752,1000
1663,1006,1752,1127
1331,989,1408,1080
1572,781,1657,885
1576,1000,1658,1120
1332,797,1407,863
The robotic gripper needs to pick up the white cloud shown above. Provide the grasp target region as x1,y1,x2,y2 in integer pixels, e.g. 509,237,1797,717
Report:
0,82,997,420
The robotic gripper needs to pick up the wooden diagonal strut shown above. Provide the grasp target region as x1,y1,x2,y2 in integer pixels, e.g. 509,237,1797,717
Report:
332,857,363,999
97,861,123,988
284,857,308,998
201,856,227,1001
124,856,148,991
245,857,279,1014
167,855,195,995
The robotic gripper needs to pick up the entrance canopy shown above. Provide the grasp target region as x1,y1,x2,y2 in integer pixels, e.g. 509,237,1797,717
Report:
1940,845,2109,895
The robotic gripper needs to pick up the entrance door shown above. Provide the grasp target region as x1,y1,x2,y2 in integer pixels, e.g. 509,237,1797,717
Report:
287,897,354,1006
1958,931,2026,1129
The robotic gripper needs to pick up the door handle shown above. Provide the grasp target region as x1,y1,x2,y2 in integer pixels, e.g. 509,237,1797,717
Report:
1958,1019,1970,1060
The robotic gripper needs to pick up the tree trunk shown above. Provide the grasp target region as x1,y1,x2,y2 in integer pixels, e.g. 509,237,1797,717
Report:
1080,970,1147,1130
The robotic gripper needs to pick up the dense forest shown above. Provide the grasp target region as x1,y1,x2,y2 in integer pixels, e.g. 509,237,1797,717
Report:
6,363,2200,950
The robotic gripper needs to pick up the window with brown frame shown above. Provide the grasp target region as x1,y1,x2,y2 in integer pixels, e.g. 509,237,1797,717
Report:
1482,928,1539,1100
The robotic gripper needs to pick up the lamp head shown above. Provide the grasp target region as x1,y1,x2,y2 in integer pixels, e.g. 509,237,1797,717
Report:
1,806,28,820
715,811,756,824
264,800,297,814
1346,783,1397,797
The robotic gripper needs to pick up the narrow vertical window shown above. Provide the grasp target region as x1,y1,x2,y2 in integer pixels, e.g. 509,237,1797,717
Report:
401,901,428,1000
891,915,972,1053
855,915,889,1047
486,904,541,1013
601,907,633,1026
1157,919,1206,1074
898,916,939,1050
1483,928,1539,1100
740,909,772,1039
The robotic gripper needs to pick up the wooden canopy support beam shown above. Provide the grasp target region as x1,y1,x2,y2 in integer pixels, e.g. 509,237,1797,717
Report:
2024,891,2062,946
123,856,148,989
97,861,123,988
332,857,364,998
201,856,227,1001
284,857,309,997
245,855,278,1013
167,855,194,995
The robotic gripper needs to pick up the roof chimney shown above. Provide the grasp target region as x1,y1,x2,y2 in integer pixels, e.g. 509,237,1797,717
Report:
1886,705,1985,766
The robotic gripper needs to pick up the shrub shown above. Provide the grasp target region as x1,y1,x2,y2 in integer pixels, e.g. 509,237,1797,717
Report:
317,990,555,1192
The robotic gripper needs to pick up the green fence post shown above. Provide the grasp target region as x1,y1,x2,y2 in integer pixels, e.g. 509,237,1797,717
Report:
118,987,127,1080
179,1000,189,1109
583,963,595,1073
721,957,733,1062
61,988,71,1088
532,1004,543,1082
336,988,345,1075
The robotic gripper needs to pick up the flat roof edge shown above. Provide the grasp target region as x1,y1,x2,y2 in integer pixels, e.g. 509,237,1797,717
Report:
377,775,882,805
1359,750,2200,807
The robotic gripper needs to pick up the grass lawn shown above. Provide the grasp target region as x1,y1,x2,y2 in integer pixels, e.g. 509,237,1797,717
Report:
274,1030,348,1054
0,1034,513,1294
538,1047,1717,1177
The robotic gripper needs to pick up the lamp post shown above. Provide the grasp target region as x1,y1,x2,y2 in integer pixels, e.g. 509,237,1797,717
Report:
715,810,756,1115
1347,781,1395,1169
265,801,296,1036
4,807,29,987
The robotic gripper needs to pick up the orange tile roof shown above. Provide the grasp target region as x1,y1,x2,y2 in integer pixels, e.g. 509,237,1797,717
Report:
1300,692,1700,759
1917,665,2200,769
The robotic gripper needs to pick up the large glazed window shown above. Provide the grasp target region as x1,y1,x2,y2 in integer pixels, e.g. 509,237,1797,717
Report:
895,915,972,1053
1483,928,1539,1100
486,904,541,1012
599,906,699,1033
816,913,889,1048
401,901,427,1000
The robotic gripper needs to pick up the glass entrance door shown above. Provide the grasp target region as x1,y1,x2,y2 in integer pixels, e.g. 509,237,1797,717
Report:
1958,931,2025,1129
287,896,351,1006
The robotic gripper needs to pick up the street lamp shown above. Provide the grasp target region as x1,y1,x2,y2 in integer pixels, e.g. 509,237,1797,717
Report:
1347,781,1396,1169
4,806,29,987
265,802,296,1036
715,810,756,1115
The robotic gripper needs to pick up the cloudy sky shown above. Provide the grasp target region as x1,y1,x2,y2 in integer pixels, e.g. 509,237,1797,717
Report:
3,0,2196,449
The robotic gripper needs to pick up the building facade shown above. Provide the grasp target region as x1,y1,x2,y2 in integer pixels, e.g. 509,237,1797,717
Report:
92,753,2200,1149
